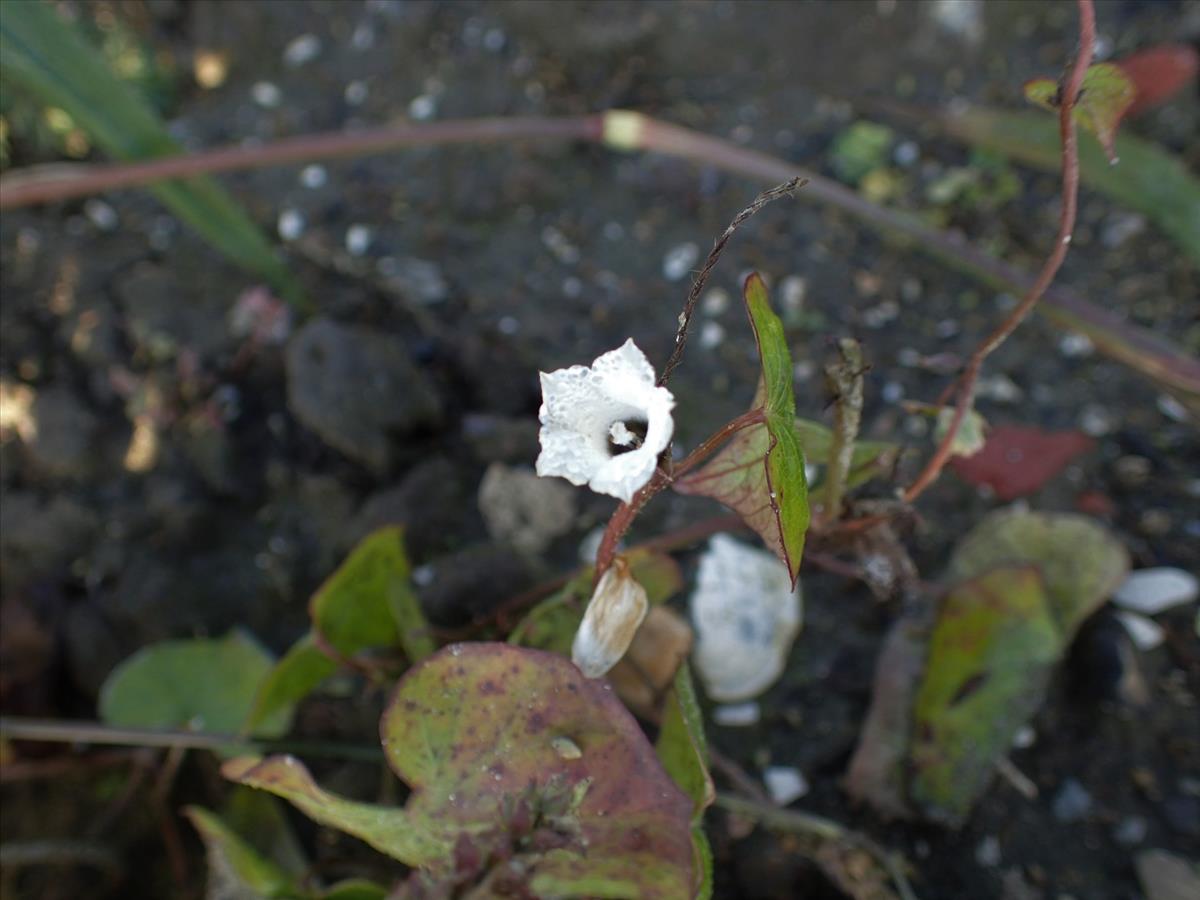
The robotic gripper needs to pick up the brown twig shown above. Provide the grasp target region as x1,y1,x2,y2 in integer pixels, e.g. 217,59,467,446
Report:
901,0,1096,504
657,177,805,387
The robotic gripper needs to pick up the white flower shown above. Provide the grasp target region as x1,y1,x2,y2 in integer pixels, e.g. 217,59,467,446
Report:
572,558,649,678
690,534,803,702
536,339,675,503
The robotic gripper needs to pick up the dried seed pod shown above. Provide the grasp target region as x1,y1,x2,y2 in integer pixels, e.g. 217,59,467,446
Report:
572,558,649,678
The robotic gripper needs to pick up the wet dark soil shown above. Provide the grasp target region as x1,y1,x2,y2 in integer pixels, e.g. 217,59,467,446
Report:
1,2,1198,899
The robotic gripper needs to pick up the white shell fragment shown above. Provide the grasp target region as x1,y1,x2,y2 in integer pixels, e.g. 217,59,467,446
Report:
572,559,649,678
536,339,675,503
763,766,810,805
1117,612,1166,652
1112,568,1198,615
691,535,803,702
712,702,761,727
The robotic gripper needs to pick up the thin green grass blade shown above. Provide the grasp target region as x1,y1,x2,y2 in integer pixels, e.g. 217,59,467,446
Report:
0,2,302,303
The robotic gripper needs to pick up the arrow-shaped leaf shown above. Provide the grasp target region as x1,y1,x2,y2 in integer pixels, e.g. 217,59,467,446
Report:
675,274,809,585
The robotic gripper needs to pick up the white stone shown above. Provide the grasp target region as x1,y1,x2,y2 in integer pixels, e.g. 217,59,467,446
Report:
1116,612,1165,651
662,242,700,282
712,702,761,727
345,224,373,257
251,81,282,108
691,535,802,702
283,34,322,67
763,766,809,805
1113,568,1198,615
276,209,304,241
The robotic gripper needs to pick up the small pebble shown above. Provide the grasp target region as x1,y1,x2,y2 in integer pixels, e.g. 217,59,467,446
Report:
277,209,305,241
483,27,506,51
662,242,700,282
299,165,327,189
541,225,580,265
1052,778,1093,823
1079,404,1116,437
345,80,369,105
602,221,625,241
1112,568,1198,615
1059,332,1094,358
1101,212,1146,249
703,288,730,316
1113,815,1148,847
283,34,322,67
1012,725,1037,749
881,381,904,404
562,276,583,299
498,316,520,335
894,140,920,167
763,766,809,805
977,374,1023,404
779,275,807,312
934,318,960,338
712,702,760,727
699,321,725,350
351,22,376,50
1113,455,1152,488
1117,611,1166,651
975,835,1002,868
84,199,118,231
1157,394,1188,422
345,224,373,257
862,300,899,329
251,81,282,108
409,94,437,120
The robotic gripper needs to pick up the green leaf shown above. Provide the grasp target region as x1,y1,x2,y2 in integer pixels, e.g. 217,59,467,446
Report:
656,663,715,900
311,529,402,655
1024,63,1136,163
229,644,696,897
0,2,301,303
829,121,894,184
794,417,898,490
246,528,431,732
656,663,714,819
99,630,291,746
906,509,1129,824
944,508,1130,635
244,635,336,736
909,565,1060,824
675,274,810,585
941,106,1200,267
185,806,298,899
934,406,988,458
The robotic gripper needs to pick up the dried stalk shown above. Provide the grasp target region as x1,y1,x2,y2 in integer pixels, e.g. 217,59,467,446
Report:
820,337,865,519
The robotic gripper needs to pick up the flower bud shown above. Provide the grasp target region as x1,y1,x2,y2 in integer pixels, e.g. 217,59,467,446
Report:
572,558,649,678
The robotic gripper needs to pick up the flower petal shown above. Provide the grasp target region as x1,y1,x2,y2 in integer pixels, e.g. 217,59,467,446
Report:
535,339,675,502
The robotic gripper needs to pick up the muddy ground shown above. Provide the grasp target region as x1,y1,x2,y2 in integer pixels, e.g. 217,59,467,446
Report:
1,1,1198,898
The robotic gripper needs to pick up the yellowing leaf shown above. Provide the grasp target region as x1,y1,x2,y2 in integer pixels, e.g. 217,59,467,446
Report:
1024,63,1137,162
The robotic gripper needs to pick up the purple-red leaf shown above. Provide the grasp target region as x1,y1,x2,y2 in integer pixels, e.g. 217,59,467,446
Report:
949,425,1092,500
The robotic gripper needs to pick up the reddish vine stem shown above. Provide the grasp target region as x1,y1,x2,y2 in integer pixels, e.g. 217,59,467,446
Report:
591,406,767,586
901,0,1095,504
